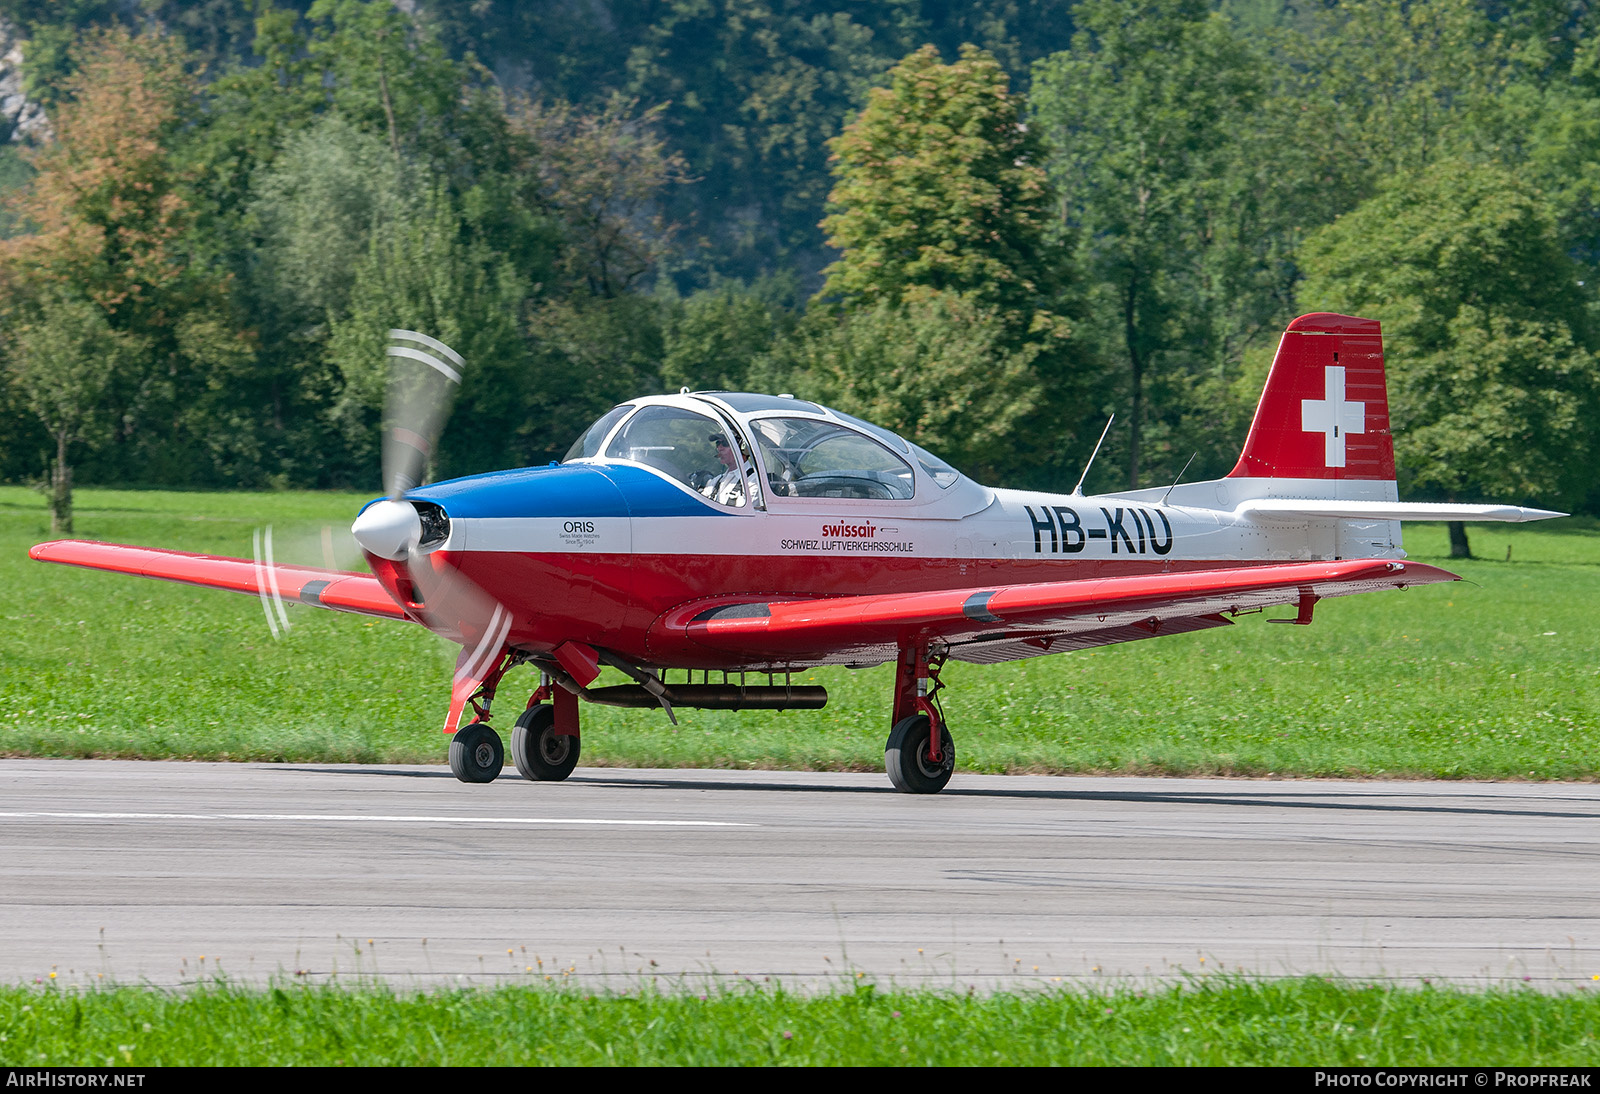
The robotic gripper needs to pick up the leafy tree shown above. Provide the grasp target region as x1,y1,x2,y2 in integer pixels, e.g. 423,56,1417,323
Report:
249,114,410,324
0,26,243,490
1033,0,1261,489
512,95,689,299
305,0,462,159
3,27,195,321
1298,161,1599,557
660,276,799,394
756,290,1041,479
1272,0,1506,208
531,293,669,463
327,191,531,483
820,43,1061,342
4,292,125,531
419,2,1079,281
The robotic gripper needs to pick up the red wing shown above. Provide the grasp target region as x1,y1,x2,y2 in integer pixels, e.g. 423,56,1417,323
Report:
663,559,1458,665
29,540,411,622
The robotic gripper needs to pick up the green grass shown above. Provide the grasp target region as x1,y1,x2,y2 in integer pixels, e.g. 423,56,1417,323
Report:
3,485,1598,779
3,976,1598,1065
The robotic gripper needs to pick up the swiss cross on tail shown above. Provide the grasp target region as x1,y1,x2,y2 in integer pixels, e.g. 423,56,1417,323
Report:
1301,366,1365,468
1229,313,1396,481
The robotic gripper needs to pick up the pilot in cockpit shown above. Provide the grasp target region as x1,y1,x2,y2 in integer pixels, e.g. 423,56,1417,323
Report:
702,433,757,507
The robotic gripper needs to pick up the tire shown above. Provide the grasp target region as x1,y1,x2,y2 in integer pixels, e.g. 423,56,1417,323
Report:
884,713,954,795
449,721,504,783
511,704,580,782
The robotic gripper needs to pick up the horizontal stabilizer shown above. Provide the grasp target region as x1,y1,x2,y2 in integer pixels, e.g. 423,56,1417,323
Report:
29,540,412,621
1235,500,1565,523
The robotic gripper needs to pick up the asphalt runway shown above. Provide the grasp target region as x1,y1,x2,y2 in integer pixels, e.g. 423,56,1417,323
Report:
2,758,1598,991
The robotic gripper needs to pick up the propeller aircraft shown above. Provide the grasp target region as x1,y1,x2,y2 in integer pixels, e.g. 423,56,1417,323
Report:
29,314,1562,793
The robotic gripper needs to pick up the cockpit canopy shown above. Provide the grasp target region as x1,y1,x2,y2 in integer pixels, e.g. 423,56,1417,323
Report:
562,392,964,508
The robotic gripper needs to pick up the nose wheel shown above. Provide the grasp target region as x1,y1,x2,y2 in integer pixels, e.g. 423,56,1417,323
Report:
511,703,581,781
449,720,504,783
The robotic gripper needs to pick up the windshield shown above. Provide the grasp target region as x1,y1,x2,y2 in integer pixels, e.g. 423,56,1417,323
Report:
563,404,634,463
604,405,752,508
748,417,914,500
908,441,960,488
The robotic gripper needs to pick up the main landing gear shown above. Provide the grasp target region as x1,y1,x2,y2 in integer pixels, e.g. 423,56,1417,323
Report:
447,661,581,785
884,646,954,794
511,701,581,782
445,643,957,794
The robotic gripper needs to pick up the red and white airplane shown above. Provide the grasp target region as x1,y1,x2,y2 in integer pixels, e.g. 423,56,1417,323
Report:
29,314,1560,793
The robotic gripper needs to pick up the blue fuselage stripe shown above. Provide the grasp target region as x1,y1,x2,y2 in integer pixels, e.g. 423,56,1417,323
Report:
397,463,729,520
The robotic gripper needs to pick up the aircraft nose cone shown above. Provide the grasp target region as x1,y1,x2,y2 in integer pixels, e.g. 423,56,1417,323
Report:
351,499,423,561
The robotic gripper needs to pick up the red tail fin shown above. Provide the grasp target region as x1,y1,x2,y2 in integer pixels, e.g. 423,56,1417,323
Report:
1229,313,1395,481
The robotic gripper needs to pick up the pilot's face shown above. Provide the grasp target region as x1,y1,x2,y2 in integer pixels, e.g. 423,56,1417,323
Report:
714,438,736,470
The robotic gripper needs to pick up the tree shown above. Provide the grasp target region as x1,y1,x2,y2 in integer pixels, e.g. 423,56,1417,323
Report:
512,95,689,299
249,114,411,325
326,191,531,483
4,292,124,531
1271,0,1506,208
1033,0,1261,489
660,276,798,394
820,43,1062,343
2,27,194,322
755,290,1041,479
0,26,243,493
1298,161,1599,557
306,0,462,161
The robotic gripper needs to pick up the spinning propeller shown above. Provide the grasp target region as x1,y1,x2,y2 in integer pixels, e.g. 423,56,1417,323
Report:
342,331,514,726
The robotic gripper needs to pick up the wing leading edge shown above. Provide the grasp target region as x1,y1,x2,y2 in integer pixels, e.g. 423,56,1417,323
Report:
28,540,411,621
664,559,1460,665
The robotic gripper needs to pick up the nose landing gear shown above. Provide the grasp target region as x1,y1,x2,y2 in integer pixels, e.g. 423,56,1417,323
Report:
449,720,505,782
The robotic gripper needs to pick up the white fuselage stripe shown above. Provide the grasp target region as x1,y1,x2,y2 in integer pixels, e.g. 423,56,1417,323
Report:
450,478,1407,565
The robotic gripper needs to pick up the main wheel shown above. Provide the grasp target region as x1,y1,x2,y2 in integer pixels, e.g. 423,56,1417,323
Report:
449,721,504,783
884,713,954,794
511,704,580,781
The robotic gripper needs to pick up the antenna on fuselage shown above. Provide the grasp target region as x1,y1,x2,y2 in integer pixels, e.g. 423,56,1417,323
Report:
1162,452,1198,507
1070,414,1115,497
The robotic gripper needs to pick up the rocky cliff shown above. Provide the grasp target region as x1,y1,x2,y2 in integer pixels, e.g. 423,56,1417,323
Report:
0,16,50,144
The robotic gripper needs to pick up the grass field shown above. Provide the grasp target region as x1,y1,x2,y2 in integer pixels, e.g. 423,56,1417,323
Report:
4,976,1598,1065
3,485,1597,780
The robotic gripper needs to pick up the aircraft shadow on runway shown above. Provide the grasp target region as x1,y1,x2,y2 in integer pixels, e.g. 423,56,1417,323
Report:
274,765,1600,820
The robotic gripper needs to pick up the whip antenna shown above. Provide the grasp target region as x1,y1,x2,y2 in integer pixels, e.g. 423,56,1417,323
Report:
1071,414,1115,497
1162,452,1199,506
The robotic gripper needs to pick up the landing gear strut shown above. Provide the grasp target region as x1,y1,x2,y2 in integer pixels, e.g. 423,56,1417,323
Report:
884,645,954,794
